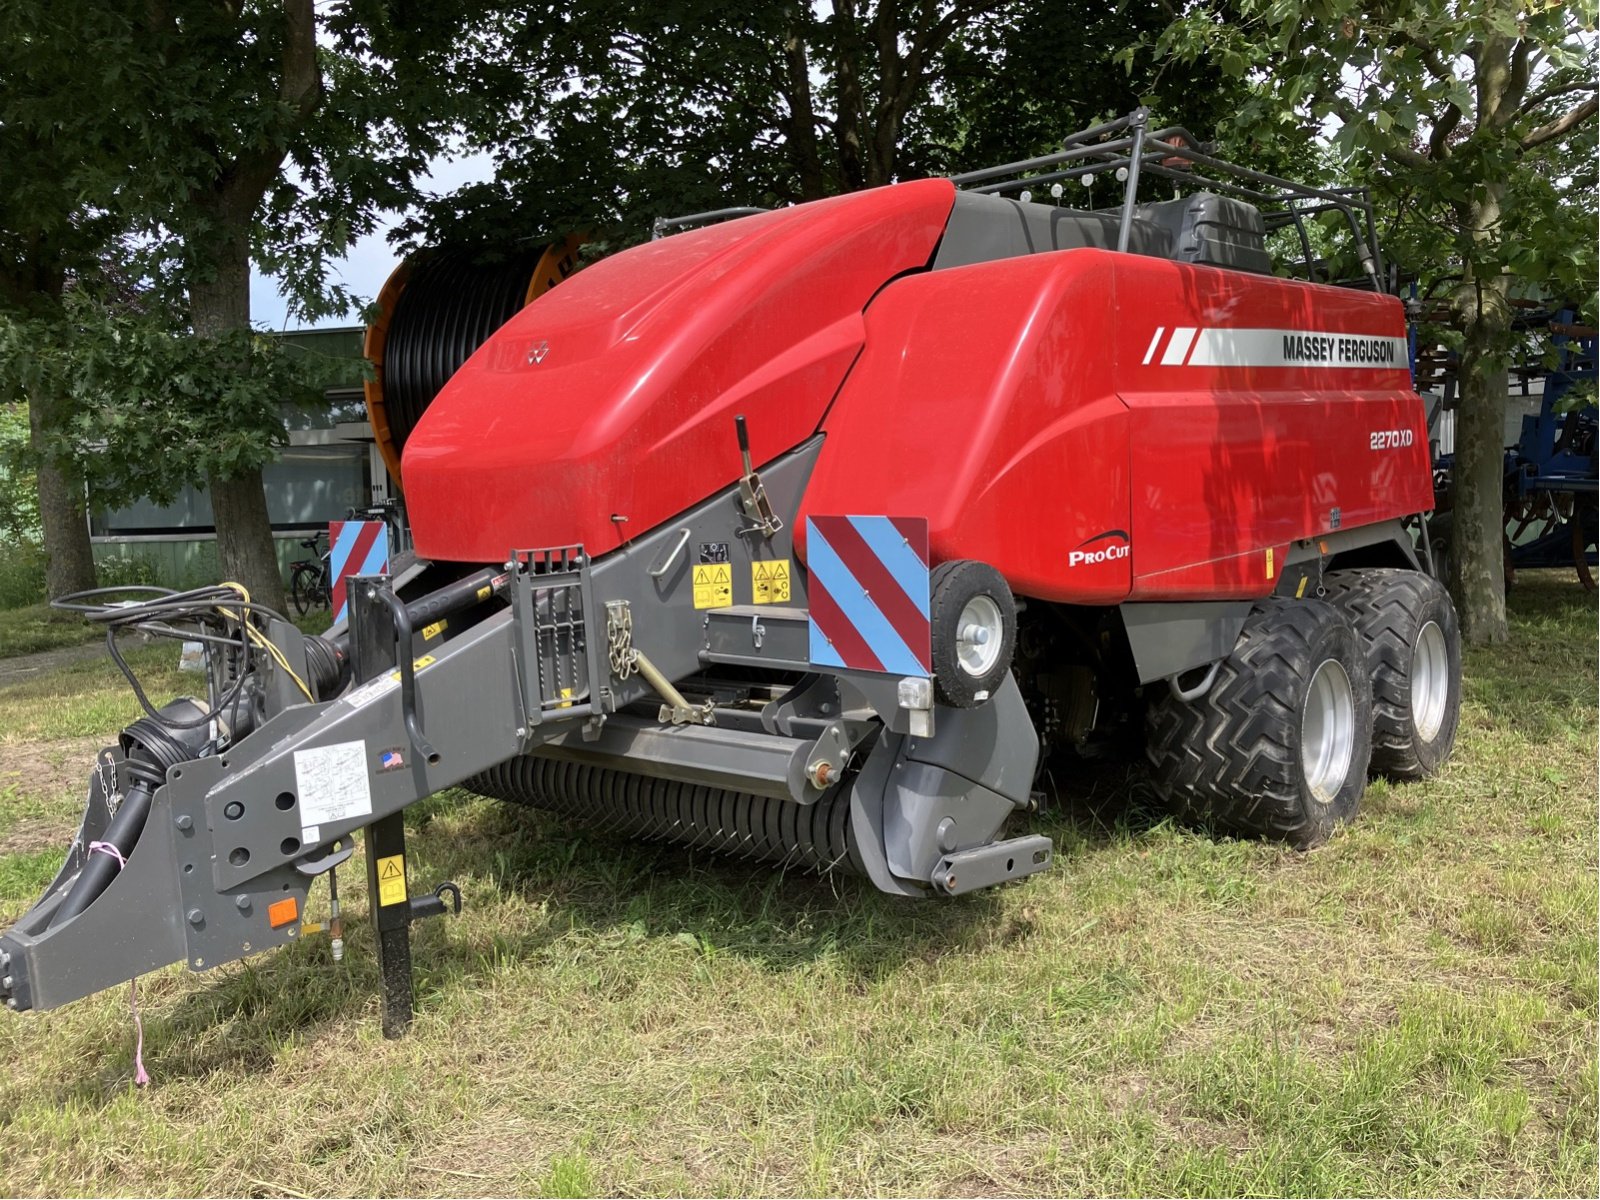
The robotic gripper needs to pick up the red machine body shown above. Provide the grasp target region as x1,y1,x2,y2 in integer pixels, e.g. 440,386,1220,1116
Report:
802,250,1430,602
404,179,1429,604
403,179,955,562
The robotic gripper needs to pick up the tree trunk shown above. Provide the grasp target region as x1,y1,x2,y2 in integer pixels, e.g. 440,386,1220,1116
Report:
1450,269,1511,645
190,216,288,615
2,260,97,605
26,394,97,603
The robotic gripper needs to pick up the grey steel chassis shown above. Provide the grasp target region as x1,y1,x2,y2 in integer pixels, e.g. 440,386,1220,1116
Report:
0,438,1049,1028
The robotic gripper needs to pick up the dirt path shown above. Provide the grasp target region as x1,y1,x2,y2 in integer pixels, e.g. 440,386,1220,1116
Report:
0,641,105,687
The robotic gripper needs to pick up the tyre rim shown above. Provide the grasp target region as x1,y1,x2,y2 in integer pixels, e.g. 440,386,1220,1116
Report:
955,595,1004,677
1301,658,1356,804
1410,620,1449,742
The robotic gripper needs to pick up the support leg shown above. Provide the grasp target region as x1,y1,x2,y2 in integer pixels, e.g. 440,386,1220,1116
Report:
364,811,412,1039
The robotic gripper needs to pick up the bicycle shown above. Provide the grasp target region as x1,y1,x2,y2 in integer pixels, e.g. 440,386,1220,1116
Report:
288,532,332,615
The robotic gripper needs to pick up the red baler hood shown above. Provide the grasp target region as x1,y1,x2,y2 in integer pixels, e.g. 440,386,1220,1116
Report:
402,178,956,562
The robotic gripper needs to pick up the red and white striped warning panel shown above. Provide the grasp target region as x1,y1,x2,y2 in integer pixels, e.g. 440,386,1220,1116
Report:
329,519,389,625
806,515,931,677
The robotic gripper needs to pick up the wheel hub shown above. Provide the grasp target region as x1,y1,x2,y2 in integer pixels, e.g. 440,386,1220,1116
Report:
1301,657,1356,803
955,595,1004,676
1410,620,1449,742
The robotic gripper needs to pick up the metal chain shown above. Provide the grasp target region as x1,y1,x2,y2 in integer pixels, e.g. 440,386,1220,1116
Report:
606,601,638,679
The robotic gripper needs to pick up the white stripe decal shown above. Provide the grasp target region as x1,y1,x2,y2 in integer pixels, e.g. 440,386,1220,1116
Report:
1141,327,1164,365
1160,326,1197,366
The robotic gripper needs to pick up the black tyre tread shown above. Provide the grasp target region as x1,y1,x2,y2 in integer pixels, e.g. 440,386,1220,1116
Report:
1146,597,1372,849
929,560,1017,708
1319,568,1461,780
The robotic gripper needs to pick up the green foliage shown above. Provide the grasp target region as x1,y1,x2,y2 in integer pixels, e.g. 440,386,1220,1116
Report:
0,402,38,548
0,402,45,609
1145,0,1598,308
0,549,45,611
0,299,339,507
93,555,159,590
402,1,1244,250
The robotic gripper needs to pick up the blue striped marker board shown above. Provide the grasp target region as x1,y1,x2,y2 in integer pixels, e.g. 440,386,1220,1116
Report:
329,520,389,625
806,515,931,677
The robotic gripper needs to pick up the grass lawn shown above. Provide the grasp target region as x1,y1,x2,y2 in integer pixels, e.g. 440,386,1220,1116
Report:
0,604,104,659
0,574,1593,1197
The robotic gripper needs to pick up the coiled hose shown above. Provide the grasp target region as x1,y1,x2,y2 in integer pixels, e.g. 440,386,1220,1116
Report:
467,756,864,876
382,248,543,455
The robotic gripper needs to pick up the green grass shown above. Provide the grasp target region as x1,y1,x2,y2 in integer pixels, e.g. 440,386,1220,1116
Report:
0,604,103,659
0,573,1592,1196
0,642,188,744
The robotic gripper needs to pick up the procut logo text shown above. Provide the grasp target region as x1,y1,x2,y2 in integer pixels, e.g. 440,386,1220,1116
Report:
1069,529,1130,568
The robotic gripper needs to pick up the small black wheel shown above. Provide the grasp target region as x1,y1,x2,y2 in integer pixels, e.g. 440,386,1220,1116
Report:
290,564,319,616
929,560,1016,708
1147,597,1373,849
1321,568,1462,780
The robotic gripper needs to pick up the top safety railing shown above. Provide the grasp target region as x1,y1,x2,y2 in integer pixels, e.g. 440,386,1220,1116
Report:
948,107,1387,292
648,109,1386,292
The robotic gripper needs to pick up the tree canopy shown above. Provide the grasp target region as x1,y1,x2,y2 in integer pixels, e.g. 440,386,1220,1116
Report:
1147,0,1598,641
402,0,1240,250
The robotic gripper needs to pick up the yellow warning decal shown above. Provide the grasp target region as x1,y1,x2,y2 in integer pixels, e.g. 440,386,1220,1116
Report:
558,686,574,709
389,654,437,682
1295,574,1308,598
420,618,448,641
1265,547,1275,579
376,854,407,907
476,584,492,601
692,562,732,609
752,558,791,604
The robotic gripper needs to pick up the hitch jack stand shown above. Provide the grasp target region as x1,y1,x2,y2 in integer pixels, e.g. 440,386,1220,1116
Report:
347,576,461,1039
365,812,414,1038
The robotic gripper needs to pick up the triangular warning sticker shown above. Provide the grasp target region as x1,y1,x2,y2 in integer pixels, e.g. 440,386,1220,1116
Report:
380,860,403,880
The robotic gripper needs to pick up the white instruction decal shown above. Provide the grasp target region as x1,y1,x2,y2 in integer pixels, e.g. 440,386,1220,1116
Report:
343,674,398,709
293,741,373,827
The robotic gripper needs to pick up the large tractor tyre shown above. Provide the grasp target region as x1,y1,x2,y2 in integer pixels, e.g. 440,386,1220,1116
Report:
1146,597,1373,850
1320,568,1461,781
929,560,1016,708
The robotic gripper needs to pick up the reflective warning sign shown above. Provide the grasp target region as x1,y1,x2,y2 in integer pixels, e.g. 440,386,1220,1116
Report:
752,559,791,604
692,562,732,609
376,854,407,907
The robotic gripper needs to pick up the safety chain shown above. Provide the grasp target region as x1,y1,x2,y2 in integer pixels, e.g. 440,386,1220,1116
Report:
605,600,638,680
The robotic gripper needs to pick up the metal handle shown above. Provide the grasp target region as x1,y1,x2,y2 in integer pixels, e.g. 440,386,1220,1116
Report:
374,589,438,766
735,414,754,474
649,528,692,578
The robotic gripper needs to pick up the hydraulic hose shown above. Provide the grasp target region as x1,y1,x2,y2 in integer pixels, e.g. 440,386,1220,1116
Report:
47,782,156,928
48,699,212,929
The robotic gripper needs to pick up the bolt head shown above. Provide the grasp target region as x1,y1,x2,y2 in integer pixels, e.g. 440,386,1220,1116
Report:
6,998,16,1010
175,814,193,831
187,908,204,926
1,975,12,990
235,896,251,912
